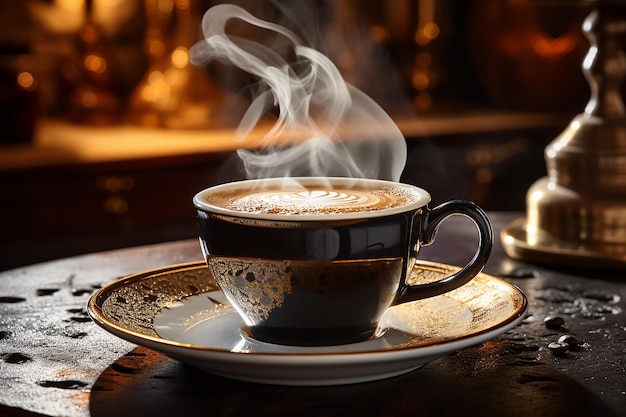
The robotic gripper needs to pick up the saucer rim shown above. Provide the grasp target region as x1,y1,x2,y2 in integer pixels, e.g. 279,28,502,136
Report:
88,260,528,359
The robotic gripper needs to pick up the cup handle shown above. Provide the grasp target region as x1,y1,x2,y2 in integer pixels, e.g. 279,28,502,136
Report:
395,200,493,303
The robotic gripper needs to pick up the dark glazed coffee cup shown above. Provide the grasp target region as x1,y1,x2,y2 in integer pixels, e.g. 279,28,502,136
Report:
194,177,493,346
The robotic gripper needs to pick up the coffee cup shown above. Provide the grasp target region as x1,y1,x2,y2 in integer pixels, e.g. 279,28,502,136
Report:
194,177,492,346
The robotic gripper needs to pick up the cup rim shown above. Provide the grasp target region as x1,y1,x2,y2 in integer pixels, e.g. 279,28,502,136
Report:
193,177,431,222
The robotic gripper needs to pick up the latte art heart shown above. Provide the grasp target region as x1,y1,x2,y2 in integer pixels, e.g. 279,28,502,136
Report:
230,188,385,214
265,190,373,206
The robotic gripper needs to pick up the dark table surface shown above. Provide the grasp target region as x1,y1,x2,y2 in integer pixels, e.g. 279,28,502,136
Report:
1,212,624,417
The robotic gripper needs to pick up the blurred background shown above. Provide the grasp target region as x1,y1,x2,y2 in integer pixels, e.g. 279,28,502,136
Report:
0,0,604,270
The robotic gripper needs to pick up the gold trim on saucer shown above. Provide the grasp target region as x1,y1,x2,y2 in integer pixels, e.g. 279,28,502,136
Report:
89,260,527,354
88,260,527,385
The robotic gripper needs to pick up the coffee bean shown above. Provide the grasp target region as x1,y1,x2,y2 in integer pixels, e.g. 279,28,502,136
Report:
558,334,579,348
548,341,569,355
544,315,565,329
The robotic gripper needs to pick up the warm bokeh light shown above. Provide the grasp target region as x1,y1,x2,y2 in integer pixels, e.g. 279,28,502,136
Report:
84,54,107,73
171,47,189,69
414,0,437,46
139,70,173,103
148,40,166,58
415,22,439,45
369,24,389,43
17,72,36,91
29,0,139,36
532,35,577,57
412,71,430,90
80,24,100,44
81,91,99,108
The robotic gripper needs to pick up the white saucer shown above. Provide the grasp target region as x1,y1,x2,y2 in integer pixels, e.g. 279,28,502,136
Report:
88,261,527,386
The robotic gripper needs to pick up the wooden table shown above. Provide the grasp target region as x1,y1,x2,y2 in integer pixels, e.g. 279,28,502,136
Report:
1,212,624,417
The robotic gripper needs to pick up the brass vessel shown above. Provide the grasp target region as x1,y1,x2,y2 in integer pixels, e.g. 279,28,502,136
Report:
502,1,626,269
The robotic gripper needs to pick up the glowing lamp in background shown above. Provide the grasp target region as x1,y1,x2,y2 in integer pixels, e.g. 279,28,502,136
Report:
65,0,124,125
127,0,239,130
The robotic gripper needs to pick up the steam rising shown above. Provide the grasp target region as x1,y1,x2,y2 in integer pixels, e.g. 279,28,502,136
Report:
190,4,406,182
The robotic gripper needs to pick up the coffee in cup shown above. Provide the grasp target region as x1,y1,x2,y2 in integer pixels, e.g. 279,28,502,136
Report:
194,177,492,346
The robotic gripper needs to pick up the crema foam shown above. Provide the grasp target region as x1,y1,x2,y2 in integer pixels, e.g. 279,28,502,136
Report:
206,183,422,215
